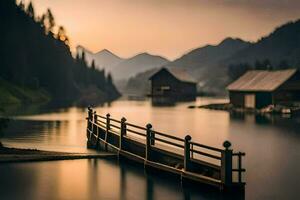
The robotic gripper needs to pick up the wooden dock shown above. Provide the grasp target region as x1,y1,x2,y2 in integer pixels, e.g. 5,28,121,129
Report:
86,107,246,193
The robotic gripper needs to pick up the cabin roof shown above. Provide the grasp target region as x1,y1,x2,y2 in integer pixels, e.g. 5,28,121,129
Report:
149,68,197,83
227,69,297,92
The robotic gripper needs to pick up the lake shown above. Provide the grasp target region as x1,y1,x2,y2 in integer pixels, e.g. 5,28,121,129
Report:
1,98,300,199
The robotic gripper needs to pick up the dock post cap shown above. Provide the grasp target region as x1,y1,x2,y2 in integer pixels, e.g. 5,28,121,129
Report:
121,117,127,122
223,140,232,149
185,135,192,141
146,124,152,129
106,113,110,117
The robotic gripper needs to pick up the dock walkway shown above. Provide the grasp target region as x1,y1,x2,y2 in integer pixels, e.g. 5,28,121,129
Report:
86,107,246,193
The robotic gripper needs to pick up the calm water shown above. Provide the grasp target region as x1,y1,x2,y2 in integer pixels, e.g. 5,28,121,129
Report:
1,98,300,199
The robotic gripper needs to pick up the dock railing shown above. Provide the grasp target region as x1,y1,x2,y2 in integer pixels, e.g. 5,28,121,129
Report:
86,107,246,189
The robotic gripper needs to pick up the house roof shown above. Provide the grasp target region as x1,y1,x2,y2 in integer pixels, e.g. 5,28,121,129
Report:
149,68,197,83
227,69,297,92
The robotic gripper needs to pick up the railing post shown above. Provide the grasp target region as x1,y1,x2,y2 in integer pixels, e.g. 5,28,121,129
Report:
146,123,152,161
88,107,93,121
93,111,97,123
150,130,155,146
238,152,242,183
184,135,192,171
87,107,93,131
86,107,93,141
93,111,100,144
120,117,127,150
105,113,110,142
93,111,97,135
221,141,233,187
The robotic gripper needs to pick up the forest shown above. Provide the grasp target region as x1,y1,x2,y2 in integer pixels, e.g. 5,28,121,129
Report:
0,0,120,105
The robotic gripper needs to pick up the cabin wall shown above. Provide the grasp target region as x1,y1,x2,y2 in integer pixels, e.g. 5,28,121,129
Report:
229,91,272,109
255,92,273,108
150,71,196,100
229,92,244,108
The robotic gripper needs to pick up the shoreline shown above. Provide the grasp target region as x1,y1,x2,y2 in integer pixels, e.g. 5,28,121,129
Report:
189,103,300,115
0,146,116,163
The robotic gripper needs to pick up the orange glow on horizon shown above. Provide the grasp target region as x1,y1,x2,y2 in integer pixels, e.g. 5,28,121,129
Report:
25,0,300,59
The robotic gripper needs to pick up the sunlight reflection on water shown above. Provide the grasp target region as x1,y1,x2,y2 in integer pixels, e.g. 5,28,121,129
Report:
1,97,300,199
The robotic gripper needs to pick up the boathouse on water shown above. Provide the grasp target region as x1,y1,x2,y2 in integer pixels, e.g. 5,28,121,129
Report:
227,69,300,109
149,68,197,100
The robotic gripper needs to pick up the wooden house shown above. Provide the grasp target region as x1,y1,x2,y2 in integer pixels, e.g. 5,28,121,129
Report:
227,69,300,109
149,68,197,101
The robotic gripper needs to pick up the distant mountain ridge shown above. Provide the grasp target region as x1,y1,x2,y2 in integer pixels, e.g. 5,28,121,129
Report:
77,46,169,81
79,19,300,96
111,52,169,80
165,37,251,71
125,38,251,95
76,46,124,71
225,20,300,66
125,19,300,95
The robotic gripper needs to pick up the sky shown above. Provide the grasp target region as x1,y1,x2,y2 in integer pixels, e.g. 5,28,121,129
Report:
27,0,300,60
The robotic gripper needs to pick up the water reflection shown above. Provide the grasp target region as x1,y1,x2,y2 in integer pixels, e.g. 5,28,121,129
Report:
151,96,195,107
230,111,300,133
1,98,300,199
0,159,239,200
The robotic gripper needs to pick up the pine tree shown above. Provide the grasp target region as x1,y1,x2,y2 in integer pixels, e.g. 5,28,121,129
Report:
26,1,35,19
46,8,55,32
107,73,113,84
91,60,96,70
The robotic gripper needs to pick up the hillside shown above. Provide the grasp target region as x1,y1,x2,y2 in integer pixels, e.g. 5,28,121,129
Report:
76,47,169,83
0,79,50,105
225,19,300,67
166,38,251,94
165,38,251,71
110,53,169,80
76,46,124,71
0,0,120,105
125,38,250,95
125,68,159,95
126,19,300,96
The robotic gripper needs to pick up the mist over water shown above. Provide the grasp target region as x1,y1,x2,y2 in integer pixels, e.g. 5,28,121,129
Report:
1,98,300,199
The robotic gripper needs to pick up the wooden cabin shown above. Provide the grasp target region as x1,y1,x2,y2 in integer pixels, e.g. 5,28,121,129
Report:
149,68,197,101
227,69,300,109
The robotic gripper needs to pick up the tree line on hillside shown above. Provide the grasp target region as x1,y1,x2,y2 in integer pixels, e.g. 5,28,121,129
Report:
228,59,293,81
0,0,120,104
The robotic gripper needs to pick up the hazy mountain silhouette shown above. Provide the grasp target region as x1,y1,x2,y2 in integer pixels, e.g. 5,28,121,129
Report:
125,68,159,95
125,38,250,95
126,19,300,96
165,38,251,71
110,52,169,80
76,46,169,82
76,46,124,71
225,19,300,66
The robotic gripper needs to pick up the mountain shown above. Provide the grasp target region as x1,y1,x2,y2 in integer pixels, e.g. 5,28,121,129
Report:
76,46,124,71
125,38,250,95
165,38,251,71
126,19,300,96
225,19,300,67
0,0,120,105
110,52,169,80
125,68,159,95
76,46,169,81
165,38,251,94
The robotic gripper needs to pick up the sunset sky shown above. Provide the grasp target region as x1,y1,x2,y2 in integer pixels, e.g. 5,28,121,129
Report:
28,0,300,60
